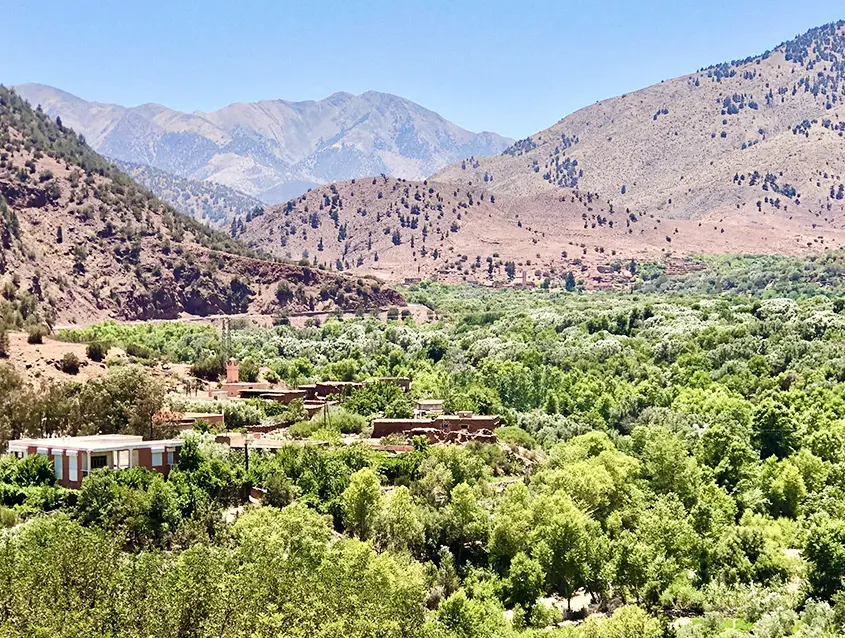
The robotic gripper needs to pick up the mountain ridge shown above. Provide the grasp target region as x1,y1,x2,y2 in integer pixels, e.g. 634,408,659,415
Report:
12,83,513,204
0,86,402,327
433,21,845,224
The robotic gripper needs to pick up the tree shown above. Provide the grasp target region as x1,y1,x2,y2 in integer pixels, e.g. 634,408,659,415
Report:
444,482,490,561
0,330,8,358
373,485,424,554
752,398,798,459
341,467,382,540
507,551,545,611
565,271,576,291
805,514,845,600
579,605,662,638
238,359,259,382
531,493,595,611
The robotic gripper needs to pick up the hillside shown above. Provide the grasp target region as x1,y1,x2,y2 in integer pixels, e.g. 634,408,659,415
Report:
240,176,845,287
0,87,402,327
112,159,265,227
13,84,512,204
434,21,845,225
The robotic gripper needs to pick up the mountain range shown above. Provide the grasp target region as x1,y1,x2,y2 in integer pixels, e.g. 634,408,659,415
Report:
12,84,512,205
0,86,402,326
10,20,845,293
239,21,845,287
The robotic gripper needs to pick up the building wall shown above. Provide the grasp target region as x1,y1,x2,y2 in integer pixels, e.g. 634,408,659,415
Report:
371,419,430,438
24,444,180,489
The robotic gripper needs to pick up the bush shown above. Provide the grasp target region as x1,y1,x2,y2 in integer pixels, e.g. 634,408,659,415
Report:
191,354,226,381
0,330,8,358
26,325,48,344
86,341,107,362
0,506,15,528
60,352,81,374
495,426,537,449
223,402,261,429
239,359,259,382
288,419,321,439
344,383,413,419
328,407,368,434
125,342,153,359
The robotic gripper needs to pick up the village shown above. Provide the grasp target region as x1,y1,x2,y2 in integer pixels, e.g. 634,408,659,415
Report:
7,357,501,490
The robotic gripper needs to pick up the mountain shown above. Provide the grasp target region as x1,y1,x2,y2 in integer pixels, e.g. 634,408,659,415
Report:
241,22,845,287
434,21,845,223
239,175,844,288
112,159,264,227
12,84,513,204
0,87,402,327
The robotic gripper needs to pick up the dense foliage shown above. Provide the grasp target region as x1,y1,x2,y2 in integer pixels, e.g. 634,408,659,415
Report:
8,281,845,635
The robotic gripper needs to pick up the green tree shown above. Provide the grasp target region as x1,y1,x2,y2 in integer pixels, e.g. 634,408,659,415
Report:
341,467,382,540
805,514,845,600
507,551,545,612
373,485,424,554
444,483,490,562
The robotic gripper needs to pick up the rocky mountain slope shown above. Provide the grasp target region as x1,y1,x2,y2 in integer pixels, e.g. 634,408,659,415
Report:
13,84,512,204
112,159,264,228
0,87,402,326
434,21,845,225
240,176,845,287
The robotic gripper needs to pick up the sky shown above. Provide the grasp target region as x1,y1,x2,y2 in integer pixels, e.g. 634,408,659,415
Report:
3,0,844,139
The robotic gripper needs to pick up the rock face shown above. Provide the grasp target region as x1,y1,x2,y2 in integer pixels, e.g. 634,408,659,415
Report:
0,86,403,326
13,84,512,204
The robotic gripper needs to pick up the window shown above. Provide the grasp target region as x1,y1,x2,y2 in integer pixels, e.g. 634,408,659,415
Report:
152,450,163,466
68,454,78,482
90,455,107,470
167,450,174,466
53,454,63,480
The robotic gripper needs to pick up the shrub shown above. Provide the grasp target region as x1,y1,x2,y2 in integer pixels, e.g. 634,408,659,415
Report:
0,506,15,528
495,426,538,449
26,325,48,344
288,420,320,439
191,354,226,381
60,352,81,374
0,330,8,358
125,342,153,359
328,408,368,434
239,359,259,382
223,402,261,429
86,341,107,362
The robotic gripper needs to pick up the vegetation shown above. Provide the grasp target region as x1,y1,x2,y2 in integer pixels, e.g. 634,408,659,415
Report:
7,278,845,635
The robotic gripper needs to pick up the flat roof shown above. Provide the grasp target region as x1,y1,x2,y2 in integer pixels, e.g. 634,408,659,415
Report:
8,434,183,453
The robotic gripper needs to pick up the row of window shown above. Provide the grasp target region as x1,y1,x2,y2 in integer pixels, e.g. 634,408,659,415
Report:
42,450,175,482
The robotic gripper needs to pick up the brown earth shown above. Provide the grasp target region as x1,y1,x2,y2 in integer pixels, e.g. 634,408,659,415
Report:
240,176,845,288
5,332,117,383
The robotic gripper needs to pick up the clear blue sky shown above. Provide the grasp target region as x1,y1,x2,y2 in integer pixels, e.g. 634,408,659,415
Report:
3,0,844,139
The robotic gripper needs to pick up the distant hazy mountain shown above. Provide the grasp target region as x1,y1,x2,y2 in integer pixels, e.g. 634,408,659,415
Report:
111,159,264,227
14,84,512,204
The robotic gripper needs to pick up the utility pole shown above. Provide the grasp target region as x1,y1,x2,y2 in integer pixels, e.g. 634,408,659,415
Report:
221,317,232,359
